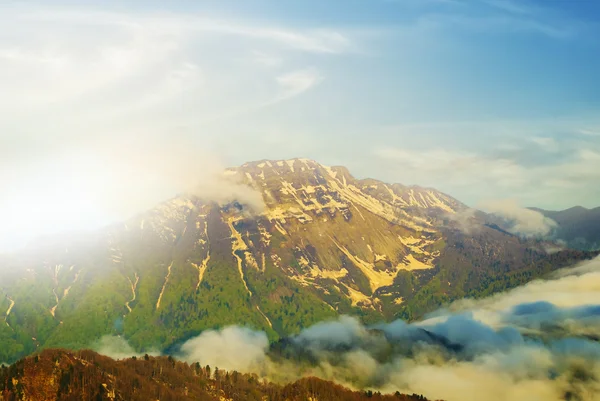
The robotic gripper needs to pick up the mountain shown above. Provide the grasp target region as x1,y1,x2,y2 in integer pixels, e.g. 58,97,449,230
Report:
0,348,433,401
531,206,600,251
0,158,595,364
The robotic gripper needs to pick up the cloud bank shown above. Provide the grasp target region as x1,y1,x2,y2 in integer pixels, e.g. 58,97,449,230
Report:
178,326,269,372
98,257,600,401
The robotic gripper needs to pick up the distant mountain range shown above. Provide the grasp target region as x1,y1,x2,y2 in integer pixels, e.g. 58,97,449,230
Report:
0,349,432,401
531,206,600,251
0,158,596,364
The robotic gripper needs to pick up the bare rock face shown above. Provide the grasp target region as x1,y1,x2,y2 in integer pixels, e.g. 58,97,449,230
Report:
0,159,594,364
223,159,460,305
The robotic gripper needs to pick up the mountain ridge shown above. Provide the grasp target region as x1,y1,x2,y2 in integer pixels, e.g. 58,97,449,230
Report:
238,158,454,194
529,205,600,251
0,158,595,364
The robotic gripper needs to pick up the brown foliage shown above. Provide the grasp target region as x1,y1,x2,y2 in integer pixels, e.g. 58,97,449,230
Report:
0,349,437,401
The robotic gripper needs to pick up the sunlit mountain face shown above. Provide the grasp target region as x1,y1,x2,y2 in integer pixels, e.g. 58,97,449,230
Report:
1,1,599,400
0,159,596,367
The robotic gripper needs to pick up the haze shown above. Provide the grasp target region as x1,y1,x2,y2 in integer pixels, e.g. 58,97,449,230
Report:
1,0,599,250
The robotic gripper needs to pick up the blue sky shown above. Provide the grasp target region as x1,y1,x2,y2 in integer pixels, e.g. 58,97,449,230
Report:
0,0,599,248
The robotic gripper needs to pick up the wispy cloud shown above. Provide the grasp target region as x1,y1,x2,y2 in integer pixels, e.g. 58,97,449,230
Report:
375,147,527,188
529,136,559,152
580,128,600,137
416,13,576,38
482,0,531,15
479,199,557,237
18,7,355,54
188,20,353,54
0,0,597,247
374,124,600,208
393,0,582,39
249,51,283,67
384,0,464,7
0,6,349,114
0,4,352,249
274,68,323,101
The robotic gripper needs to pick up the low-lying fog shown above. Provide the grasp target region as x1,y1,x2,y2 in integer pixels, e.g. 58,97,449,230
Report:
99,257,600,401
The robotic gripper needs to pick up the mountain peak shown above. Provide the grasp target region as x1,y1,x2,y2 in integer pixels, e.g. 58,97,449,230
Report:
224,158,464,219
239,157,321,169
0,155,595,367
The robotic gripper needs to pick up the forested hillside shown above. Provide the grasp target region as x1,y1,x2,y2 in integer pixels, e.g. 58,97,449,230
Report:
0,349,433,401
532,206,600,251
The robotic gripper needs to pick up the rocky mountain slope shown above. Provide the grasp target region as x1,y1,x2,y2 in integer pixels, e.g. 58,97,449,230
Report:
0,158,595,363
531,206,600,250
0,349,432,401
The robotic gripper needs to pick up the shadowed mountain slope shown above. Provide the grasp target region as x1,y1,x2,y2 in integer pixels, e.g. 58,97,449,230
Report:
531,206,600,251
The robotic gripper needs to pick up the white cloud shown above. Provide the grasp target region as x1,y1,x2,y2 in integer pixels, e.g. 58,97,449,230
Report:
479,199,557,237
94,335,160,360
275,68,323,100
445,208,481,234
178,326,269,372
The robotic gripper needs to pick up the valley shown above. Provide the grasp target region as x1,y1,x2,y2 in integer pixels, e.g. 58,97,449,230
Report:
0,159,595,365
